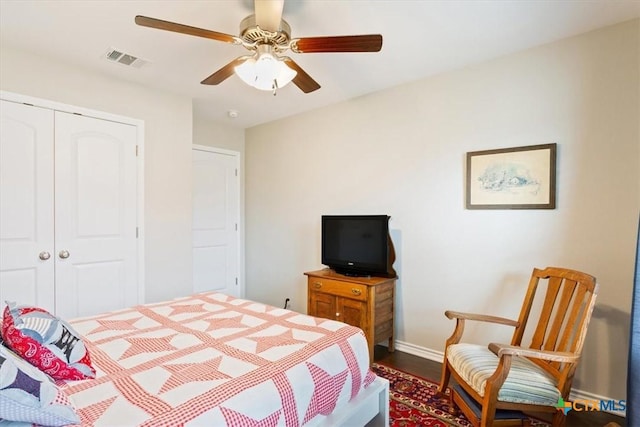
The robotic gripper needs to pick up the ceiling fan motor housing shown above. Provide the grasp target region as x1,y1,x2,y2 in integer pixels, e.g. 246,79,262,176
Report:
239,14,291,48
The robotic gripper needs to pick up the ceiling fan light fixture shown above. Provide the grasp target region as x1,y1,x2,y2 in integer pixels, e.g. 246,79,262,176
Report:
234,45,297,92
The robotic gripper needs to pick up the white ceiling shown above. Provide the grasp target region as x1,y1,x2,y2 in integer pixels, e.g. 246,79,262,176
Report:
1,1,639,129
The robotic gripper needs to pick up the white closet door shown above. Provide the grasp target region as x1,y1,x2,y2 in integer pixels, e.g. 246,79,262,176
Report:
54,112,138,319
0,101,55,313
192,148,239,296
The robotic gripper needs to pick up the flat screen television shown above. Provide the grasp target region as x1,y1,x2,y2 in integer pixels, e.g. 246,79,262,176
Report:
321,215,396,277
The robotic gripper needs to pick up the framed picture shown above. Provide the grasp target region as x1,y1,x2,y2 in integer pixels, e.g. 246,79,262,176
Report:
466,143,556,209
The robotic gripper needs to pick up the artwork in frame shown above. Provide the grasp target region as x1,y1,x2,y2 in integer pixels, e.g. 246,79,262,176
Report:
466,143,557,210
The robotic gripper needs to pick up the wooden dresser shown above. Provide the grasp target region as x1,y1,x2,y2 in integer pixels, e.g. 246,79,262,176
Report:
304,269,395,362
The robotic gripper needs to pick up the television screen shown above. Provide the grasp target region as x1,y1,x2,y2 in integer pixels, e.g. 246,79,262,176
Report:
321,215,392,277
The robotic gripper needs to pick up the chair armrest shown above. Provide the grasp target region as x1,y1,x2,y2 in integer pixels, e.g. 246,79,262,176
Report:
442,311,520,349
445,311,519,327
488,342,580,363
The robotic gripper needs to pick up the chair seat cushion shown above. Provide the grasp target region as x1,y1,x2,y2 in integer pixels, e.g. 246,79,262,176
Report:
447,343,561,406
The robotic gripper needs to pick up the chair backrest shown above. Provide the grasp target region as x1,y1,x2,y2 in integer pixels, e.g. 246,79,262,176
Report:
511,267,598,395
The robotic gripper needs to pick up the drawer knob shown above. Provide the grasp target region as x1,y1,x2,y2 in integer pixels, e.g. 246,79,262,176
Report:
314,282,322,289
336,312,340,317
351,288,362,296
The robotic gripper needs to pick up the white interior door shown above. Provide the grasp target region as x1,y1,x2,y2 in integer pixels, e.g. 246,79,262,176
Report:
192,147,239,296
54,111,138,319
0,100,55,313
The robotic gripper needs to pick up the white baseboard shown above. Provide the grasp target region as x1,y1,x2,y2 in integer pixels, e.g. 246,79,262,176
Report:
385,340,626,418
392,340,444,363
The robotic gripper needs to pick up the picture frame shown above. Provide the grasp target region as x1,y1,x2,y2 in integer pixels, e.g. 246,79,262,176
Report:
466,143,556,210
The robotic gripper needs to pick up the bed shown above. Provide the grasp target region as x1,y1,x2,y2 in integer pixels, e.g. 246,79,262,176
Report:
44,292,390,426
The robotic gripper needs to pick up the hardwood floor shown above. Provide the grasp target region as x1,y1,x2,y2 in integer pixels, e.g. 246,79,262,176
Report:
373,346,626,427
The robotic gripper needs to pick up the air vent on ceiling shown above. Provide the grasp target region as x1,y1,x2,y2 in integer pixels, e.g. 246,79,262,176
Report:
104,48,147,68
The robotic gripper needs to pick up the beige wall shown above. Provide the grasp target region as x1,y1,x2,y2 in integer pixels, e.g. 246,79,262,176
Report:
193,114,245,154
0,46,194,304
245,19,640,401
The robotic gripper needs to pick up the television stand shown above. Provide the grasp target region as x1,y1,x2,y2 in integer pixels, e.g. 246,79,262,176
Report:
304,269,395,363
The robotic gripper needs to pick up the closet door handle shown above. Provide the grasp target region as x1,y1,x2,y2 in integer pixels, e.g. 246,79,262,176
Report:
39,251,51,261
58,250,70,259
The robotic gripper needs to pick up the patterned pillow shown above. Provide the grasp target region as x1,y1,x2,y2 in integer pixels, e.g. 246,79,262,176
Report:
1,303,95,380
0,344,80,426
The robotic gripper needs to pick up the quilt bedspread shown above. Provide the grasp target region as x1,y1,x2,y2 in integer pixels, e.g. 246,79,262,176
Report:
60,292,376,426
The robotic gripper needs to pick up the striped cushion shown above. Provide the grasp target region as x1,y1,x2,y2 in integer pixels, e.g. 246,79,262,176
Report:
447,343,561,406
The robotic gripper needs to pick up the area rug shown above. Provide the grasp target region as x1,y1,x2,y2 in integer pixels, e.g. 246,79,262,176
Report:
371,363,551,427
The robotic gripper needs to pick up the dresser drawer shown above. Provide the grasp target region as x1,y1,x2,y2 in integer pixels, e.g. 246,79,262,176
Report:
308,278,368,301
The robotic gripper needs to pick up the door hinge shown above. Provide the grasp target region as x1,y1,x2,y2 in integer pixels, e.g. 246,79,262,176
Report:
135,145,139,156
235,223,238,231
235,168,238,177
136,227,139,238
235,277,238,285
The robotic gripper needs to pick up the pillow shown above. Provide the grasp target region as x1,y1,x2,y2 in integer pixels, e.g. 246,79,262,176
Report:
2,303,95,380
0,344,80,426
0,421,33,427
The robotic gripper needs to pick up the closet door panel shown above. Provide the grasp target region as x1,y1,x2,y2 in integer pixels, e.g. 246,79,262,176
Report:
0,101,55,313
54,112,138,319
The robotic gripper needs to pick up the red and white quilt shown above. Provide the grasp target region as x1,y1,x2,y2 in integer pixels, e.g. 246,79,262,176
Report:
60,292,376,426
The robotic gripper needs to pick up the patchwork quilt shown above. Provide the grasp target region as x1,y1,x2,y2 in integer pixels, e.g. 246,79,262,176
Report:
60,292,376,426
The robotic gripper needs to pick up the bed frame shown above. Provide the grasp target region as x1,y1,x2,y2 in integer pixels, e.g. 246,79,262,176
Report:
318,376,389,426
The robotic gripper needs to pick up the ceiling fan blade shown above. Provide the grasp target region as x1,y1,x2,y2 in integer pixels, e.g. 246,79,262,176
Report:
201,58,248,85
283,58,320,93
135,15,240,44
254,0,284,32
292,35,383,53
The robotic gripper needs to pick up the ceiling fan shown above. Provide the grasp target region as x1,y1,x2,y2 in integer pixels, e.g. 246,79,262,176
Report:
135,0,383,94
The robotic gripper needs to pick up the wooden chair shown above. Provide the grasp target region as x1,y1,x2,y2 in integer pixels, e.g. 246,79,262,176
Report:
438,267,598,427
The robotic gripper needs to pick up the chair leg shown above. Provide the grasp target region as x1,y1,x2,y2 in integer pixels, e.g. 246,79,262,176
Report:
438,359,451,394
447,391,460,417
436,359,458,415
480,403,496,427
551,410,567,427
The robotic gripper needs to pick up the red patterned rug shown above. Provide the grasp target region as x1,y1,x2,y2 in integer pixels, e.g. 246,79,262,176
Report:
371,363,551,427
